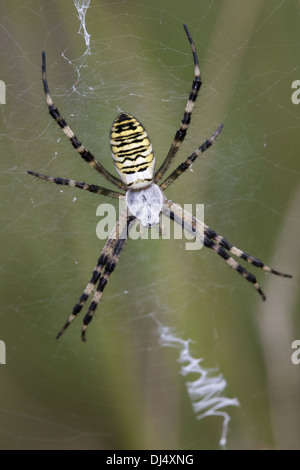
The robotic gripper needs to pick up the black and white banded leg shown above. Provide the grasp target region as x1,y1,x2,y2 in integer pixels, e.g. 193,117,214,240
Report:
162,198,292,301
56,208,135,340
27,171,124,199
155,24,202,182
41,51,126,190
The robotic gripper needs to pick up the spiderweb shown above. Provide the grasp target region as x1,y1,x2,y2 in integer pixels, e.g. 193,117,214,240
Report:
0,0,299,450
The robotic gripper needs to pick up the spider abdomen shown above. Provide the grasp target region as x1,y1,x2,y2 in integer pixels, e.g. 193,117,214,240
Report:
110,112,155,189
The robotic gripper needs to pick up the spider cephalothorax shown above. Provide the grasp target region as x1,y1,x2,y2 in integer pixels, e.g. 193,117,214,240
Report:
28,25,291,341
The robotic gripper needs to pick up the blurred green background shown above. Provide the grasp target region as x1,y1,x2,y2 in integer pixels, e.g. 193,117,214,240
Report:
0,0,299,449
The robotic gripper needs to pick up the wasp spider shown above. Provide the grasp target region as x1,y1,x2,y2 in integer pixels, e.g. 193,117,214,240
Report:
28,25,292,341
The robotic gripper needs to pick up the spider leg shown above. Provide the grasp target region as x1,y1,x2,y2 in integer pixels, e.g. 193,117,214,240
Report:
56,208,135,339
81,213,137,341
56,238,114,339
160,124,223,191
27,171,124,200
155,24,202,183
203,237,266,300
202,227,292,279
162,198,291,300
41,52,126,190
81,228,132,341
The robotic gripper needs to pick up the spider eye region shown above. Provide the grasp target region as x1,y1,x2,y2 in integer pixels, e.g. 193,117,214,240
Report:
110,112,155,189
126,184,163,227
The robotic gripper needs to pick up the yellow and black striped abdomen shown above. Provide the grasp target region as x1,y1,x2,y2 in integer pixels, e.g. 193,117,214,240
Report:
110,113,155,189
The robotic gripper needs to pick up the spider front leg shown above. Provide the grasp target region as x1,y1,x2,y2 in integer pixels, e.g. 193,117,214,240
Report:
56,208,135,340
181,213,292,279
204,229,292,279
162,198,291,300
81,233,130,341
160,123,223,191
